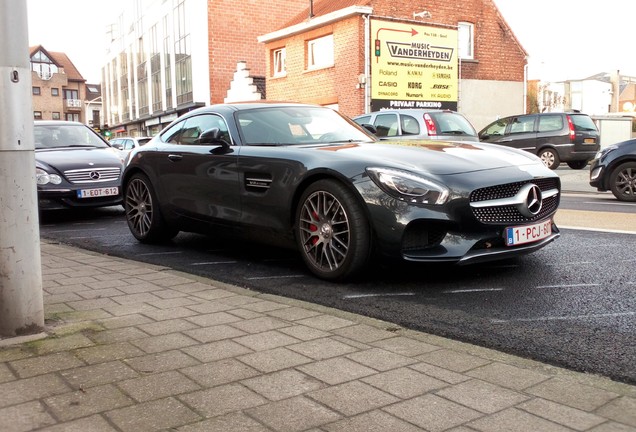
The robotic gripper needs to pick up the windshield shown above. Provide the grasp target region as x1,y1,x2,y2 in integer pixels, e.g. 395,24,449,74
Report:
236,106,376,145
34,124,110,150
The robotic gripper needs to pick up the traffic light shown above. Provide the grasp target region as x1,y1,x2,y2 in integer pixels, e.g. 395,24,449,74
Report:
375,39,381,56
104,130,112,138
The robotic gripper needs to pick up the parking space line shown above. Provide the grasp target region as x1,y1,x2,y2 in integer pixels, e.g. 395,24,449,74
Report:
343,293,416,299
46,228,107,233
442,288,504,294
491,311,635,323
138,251,183,256
190,261,238,266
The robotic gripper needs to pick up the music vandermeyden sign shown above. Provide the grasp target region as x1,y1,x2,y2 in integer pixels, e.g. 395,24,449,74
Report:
370,19,458,111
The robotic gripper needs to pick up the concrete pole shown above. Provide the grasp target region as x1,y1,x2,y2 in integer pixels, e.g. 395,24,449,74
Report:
0,0,45,336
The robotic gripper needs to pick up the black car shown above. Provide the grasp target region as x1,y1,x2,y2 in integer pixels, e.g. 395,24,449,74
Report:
35,121,124,210
590,138,636,201
122,102,561,280
479,112,600,170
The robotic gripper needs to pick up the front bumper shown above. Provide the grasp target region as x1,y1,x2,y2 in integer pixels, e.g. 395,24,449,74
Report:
38,188,123,210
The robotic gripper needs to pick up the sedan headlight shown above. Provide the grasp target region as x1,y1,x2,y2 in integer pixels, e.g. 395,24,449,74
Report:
36,168,62,185
595,145,617,162
367,167,449,205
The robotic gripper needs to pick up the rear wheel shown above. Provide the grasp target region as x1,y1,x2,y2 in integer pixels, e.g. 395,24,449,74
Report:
124,173,179,242
609,162,636,202
567,160,588,170
295,180,371,280
538,148,560,170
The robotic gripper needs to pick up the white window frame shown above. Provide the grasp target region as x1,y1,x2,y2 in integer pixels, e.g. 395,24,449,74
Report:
307,34,334,70
273,48,286,77
458,22,474,60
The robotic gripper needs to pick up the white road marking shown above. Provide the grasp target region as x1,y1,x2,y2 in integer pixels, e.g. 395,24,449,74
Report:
442,288,504,294
559,225,636,235
46,228,106,233
190,261,238,266
343,293,416,299
492,311,636,323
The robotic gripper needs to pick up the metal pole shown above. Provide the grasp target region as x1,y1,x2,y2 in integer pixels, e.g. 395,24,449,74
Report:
0,0,45,336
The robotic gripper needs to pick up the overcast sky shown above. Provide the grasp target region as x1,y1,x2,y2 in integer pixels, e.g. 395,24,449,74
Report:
26,0,635,83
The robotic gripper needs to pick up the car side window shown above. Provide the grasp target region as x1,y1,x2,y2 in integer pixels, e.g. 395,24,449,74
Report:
400,115,420,135
538,115,563,133
354,116,371,126
179,114,232,145
374,114,399,137
509,116,536,134
482,119,509,137
123,139,134,150
161,121,185,143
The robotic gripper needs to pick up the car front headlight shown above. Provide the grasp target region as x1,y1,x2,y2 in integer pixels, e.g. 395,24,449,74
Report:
36,168,62,185
367,167,449,205
595,145,617,162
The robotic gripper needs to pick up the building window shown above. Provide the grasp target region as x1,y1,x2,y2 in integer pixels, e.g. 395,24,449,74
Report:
66,113,79,122
307,34,334,70
273,48,286,77
64,89,79,100
32,86,41,95
30,50,58,79
51,88,59,96
34,111,42,119
52,112,61,120
458,22,474,60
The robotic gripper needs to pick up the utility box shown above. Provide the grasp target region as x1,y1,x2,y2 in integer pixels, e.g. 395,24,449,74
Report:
593,115,634,148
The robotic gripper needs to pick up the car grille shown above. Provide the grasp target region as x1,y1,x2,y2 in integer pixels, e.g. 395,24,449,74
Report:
470,178,560,224
64,167,121,184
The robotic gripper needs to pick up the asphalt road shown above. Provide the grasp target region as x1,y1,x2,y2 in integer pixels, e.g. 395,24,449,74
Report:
38,181,636,385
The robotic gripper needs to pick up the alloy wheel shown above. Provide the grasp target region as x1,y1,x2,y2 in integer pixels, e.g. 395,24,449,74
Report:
125,178,153,238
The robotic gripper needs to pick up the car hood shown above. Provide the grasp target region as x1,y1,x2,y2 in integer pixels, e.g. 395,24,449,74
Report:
35,147,124,171
318,140,543,175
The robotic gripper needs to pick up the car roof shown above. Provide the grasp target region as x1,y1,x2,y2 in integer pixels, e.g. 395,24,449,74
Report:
35,120,85,126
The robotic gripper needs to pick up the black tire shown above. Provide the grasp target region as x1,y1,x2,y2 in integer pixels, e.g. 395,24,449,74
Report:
124,173,179,242
538,148,560,170
609,162,636,202
295,179,371,280
567,160,588,170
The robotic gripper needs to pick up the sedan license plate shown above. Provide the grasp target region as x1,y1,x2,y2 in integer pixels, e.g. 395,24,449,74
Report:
505,219,552,246
584,138,596,144
77,186,119,199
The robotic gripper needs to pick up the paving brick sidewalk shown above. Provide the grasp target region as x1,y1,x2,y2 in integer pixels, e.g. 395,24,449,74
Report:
1,241,635,432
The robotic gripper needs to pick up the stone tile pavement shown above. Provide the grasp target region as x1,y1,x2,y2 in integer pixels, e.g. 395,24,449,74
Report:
1,241,635,431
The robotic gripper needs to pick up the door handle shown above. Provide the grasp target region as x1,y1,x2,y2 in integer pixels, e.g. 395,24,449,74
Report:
168,154,182,162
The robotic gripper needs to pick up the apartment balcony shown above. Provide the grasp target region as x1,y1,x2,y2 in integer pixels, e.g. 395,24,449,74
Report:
65,99,82,111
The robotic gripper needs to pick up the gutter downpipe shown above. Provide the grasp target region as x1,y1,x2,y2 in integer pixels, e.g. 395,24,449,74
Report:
524,59,528,113
363,14,370,113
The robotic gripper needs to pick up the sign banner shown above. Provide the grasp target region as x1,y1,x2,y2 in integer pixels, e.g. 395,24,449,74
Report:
370,19,458,111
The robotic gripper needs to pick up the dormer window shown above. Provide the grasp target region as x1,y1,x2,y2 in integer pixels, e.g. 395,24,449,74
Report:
31,50,58,80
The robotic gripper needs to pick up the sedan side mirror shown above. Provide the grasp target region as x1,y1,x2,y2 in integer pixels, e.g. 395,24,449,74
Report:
198,128,230,148
361,124,378,135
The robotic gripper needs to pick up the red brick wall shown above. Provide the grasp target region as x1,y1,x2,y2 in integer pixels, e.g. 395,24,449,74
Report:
262,0,526,116
207,0,308,104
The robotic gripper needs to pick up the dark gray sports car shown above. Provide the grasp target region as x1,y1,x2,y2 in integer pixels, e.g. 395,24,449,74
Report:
35,121,124,210
122,103,561,280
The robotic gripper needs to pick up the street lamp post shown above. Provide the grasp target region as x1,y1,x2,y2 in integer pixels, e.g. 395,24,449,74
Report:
0,0,45,336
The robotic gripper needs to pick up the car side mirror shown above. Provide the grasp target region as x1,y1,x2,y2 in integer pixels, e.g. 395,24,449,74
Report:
198,128,230,148
361,124,378,135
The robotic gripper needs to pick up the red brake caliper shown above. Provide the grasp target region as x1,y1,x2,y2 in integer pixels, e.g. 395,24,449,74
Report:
309,211,319,244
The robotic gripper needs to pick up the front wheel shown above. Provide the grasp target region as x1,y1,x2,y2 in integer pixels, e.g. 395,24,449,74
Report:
295,180,371,280
609,162,636,202
124,173,179,242
538,148,560,170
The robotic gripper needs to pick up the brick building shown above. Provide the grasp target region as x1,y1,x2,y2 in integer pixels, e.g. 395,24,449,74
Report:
259,0,528,129
29,45,99,125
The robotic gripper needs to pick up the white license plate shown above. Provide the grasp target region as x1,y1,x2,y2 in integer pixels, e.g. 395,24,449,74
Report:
505,219,552,246
77,186,119,199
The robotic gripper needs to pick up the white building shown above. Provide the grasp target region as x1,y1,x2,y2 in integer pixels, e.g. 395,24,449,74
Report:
102,0,210,137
